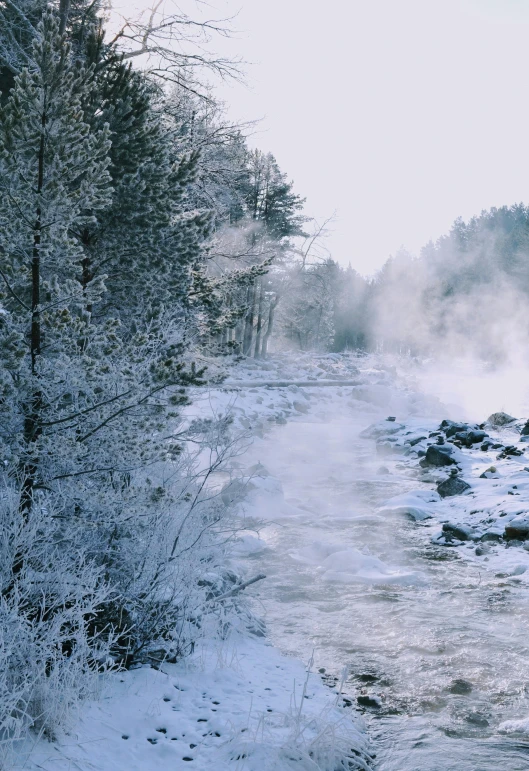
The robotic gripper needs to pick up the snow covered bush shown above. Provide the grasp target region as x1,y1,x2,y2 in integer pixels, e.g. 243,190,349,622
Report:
0,489,112,749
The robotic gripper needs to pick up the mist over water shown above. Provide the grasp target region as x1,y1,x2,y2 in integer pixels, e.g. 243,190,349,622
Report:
409,358,529,423
235,369,529,770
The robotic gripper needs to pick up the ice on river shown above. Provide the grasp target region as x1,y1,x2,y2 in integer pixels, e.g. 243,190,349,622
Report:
291,541,426,585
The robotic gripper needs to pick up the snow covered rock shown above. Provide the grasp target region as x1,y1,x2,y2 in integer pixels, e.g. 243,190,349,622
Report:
487,412,516,427
479,466,500,479
437,474,471,498
378,490,441,521
441,420,472,438
520,419,529,437
504,516,529,540
420,443,457,467
359,420,405,439
442,522,476,541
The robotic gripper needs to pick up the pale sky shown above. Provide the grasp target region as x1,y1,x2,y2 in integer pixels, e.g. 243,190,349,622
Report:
111,0,529,274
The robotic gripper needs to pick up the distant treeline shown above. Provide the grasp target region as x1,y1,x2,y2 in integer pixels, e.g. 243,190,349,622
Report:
287,204,529,359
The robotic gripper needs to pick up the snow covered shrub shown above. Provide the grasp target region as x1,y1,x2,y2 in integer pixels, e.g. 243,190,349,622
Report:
0,490,111,751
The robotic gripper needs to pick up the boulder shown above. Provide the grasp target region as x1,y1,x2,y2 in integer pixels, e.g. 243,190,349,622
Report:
437,475,471,498
420,444,456,467
504,516,529,540
487,412,516,427
442,522,475,541
467,429,489,445
441,420,471,438
480,530,502,542
456,429,488,446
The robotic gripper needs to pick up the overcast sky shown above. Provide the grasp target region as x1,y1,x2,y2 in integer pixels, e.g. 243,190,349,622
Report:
112,0,529,274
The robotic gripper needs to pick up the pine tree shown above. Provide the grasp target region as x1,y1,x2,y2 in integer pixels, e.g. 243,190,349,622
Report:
0,10,112,512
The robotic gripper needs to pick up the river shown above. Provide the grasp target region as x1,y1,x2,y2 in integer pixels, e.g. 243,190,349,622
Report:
236,388,529,771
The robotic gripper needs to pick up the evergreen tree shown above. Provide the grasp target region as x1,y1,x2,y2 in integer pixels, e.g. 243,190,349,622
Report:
0,10,112,511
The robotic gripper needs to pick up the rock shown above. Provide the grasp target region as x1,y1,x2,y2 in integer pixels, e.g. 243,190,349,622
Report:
420,444,456,467
377,466,390,474
482,440,503,451
407,435,427,446
497,445,523,459
479,466,500,479
442,522,475,541
456,429,488,446
357,695,382,709
465,712,489,727
386,416,396,422
437,475,471,498
449,679,473,695
442,420,471,438
487,412,516,427
521,419,529,437
292,400,309,413
480,531,502,542
360,421,405,439
504,516,529,540
475,544,491,556
467,429,489,445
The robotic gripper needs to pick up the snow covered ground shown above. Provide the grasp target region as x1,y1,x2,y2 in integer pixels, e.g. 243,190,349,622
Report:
16,633,370,771
15,353,529,769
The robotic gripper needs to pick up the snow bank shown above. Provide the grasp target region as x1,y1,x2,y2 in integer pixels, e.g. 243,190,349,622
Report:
17,636,371,771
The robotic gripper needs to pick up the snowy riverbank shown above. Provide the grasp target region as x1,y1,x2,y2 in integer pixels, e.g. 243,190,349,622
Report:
16,353,381,771
16,353,529,769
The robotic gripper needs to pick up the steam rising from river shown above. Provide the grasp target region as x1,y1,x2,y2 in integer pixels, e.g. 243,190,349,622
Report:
367,229,529,422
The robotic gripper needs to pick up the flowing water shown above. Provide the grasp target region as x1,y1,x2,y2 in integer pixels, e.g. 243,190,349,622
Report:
238,397,529,770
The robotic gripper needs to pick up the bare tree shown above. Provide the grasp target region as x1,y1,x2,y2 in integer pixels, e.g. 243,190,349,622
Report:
107,0,242,96
0,0,242,101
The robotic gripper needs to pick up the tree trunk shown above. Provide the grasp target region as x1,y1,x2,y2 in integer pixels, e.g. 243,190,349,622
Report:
20,110,46,515
253,279,265,358
59,0,71,35
260,293,278,359
243,281,256,355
